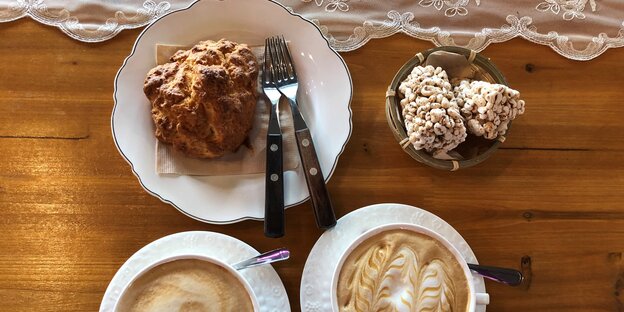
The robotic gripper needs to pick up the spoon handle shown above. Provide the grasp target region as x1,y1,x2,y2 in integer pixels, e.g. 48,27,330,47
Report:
233,248,290,270
468,263,524,286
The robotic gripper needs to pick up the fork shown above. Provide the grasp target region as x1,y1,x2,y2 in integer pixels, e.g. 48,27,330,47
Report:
262,39,284,238
268,36,337,229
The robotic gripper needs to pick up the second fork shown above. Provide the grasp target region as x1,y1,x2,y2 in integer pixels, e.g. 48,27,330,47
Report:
268,36,337,229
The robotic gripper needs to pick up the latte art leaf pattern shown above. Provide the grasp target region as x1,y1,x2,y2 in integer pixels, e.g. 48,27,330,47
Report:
349,244,391,311
376,247,419,311
416,260,455,312
341,242,458,312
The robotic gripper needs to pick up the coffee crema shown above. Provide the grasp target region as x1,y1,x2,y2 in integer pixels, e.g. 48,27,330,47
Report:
116,259,254,312
336,230,470,312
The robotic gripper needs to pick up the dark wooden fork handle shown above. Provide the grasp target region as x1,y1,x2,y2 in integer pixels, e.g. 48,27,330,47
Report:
294,128,337,229
264,112,284,238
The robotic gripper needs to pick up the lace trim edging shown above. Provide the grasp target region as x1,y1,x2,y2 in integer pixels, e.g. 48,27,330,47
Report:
314,11,624,61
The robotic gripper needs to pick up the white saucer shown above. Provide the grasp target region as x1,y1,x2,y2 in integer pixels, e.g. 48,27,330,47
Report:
300,203,486,312
100,231,290,312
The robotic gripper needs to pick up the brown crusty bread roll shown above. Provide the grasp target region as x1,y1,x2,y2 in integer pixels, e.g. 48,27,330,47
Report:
143,39,258,158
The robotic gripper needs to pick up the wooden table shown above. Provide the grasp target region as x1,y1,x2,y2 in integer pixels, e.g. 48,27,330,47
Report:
1,19,624,312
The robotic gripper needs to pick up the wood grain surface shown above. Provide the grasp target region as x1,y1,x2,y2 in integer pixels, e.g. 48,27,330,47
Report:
1,19,624,312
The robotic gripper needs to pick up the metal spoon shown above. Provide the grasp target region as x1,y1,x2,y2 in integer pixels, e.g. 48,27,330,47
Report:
233,248,521,286
233,248,290,270
468,263,524,286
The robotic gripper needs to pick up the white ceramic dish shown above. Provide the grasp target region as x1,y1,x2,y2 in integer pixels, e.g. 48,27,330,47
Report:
112,0,352,224
112,254,260,311
330,223,489,312
100,231,290,312
300,203,487,312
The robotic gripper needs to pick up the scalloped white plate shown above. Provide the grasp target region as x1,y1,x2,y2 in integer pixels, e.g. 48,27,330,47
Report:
112,0,352,224
300,203,487,312
100,231,290,312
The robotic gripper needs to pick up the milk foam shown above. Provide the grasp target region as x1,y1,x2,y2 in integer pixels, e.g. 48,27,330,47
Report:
336,230,469,312
116,259,254,312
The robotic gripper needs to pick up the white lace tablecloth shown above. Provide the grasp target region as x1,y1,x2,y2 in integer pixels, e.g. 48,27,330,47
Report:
1,0,623,60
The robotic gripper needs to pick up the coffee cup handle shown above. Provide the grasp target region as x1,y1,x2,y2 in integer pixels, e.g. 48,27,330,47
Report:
475,293,490,306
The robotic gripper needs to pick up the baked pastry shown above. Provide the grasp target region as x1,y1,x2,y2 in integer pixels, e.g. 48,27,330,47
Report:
144,39,258,158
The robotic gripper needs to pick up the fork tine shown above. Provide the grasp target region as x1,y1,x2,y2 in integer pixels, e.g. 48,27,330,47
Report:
268,37,284,83
280,37,292,81
277,36,297,80
267,37,278,84
272,37,287,82
263,38,270,85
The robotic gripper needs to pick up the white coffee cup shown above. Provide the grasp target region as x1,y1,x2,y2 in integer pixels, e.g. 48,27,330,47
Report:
112,254,260,312
330,223,489,312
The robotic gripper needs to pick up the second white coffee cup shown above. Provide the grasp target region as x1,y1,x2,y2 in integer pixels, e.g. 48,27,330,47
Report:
330,223,489,312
